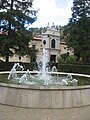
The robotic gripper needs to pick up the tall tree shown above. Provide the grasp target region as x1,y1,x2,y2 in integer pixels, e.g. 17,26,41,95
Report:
71,0,90,21
66,0,90,63
0,0,37,62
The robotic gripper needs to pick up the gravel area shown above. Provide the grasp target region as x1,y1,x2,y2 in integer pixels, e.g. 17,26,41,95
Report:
0,104,90,120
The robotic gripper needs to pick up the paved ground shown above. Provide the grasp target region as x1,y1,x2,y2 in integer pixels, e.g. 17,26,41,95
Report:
0,104,90,120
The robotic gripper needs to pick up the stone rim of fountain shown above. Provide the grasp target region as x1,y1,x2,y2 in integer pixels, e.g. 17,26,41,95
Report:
0,71,90,109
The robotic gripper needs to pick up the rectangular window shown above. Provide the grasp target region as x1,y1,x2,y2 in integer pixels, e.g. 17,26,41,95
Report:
50,55,56,63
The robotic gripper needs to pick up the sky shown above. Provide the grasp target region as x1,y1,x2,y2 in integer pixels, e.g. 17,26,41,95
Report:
31,0,73,28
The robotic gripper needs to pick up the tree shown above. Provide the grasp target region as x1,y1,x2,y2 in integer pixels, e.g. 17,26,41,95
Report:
71,0,90,21
28,47,38,62
66,0,90,63
0,0,37,62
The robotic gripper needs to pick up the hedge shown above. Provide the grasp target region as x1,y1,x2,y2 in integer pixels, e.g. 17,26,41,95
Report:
0,62,38,71
0,62,90,75
58,64,90,75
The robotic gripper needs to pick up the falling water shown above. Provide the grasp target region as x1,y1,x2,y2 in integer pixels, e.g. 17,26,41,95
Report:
41,48,47,78
40,48,50,85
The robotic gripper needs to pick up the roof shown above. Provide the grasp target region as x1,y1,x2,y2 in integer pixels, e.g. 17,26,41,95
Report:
32,37,42,41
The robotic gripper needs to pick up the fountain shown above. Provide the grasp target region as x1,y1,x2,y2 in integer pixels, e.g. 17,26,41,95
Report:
8,63,17,80
51,66,57,72
8,63,24,78
7,48,78,86
19,69,35,85
7,49,78,86
8,63,24,80
0,48,90,110
38,48,50,85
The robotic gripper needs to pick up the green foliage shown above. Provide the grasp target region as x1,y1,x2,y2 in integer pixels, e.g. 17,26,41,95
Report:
0,0,37,62
27,46,38,63
58,53,68,63
65,0,90,63
14,29,33,56
58,53,77,64
57,56,64,64
65,55,77,64
71,0,90,21
60,25,69,40
31,27,47,36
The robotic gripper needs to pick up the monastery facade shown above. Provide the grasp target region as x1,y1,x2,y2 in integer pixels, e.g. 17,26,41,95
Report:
0,26,73,63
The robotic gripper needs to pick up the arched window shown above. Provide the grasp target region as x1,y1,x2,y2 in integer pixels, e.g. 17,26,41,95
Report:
51,39,55,48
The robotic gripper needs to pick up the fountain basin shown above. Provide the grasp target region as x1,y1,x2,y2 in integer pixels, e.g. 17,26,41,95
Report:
0,71,90,108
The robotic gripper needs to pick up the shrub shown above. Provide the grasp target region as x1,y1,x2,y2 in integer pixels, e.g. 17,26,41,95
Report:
65,55,77,64
58,53,77,64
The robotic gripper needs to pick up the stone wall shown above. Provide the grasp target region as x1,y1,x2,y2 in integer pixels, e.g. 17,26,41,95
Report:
0,83,90,108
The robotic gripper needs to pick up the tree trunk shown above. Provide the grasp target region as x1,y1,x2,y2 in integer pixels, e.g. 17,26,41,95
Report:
5,55,9,62
6,0,14,63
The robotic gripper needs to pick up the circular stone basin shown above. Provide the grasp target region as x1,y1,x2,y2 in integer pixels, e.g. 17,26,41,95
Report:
0,71,90,109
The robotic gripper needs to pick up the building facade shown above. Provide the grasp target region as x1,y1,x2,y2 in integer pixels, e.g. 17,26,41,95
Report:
0,26,73,63
41,27,60,63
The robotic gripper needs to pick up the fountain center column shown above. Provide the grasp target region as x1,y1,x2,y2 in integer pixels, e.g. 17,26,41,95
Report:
40,40,50,85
